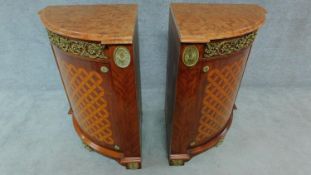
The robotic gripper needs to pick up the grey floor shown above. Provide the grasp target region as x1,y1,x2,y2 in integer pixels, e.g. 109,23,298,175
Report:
1,87,310,175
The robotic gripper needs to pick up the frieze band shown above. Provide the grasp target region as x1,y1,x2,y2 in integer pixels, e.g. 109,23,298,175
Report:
47,30,107,59
204,32,257,57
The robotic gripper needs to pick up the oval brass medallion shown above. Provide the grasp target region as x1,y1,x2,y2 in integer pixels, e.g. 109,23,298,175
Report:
113,46,131,68
183,45,199,67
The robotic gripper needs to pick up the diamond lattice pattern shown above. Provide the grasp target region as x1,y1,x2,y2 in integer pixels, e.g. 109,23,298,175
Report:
58,60,114,145
195,58,245,143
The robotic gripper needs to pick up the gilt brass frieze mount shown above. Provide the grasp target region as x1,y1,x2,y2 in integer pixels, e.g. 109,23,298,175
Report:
204,32,257,58
47,30,107,59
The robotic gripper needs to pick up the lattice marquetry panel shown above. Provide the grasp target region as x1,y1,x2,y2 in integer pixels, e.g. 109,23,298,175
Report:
195,58,245,144
58,60,114,145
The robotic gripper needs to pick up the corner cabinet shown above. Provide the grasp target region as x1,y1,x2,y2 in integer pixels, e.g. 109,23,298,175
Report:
165,3,266,165
39,4,141,169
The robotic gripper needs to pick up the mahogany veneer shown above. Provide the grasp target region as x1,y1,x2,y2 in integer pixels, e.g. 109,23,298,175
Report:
165,3,266,165
39,4,141,169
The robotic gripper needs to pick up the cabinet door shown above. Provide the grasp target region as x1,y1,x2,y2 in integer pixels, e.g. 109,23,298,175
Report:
193,47,250,146
52,46,118,150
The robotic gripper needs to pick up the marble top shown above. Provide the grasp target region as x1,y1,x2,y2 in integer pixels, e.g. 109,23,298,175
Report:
39,4,138,44
170,3,266,43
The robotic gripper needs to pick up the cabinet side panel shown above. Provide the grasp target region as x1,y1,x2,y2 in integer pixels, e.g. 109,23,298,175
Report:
165,10,180,156
133,21,142,121
133,21,142,156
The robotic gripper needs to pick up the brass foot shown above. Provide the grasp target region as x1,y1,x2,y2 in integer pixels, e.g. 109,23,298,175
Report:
83,142,94,152
215,137,224,147
170,159,184,166
126,162,140,169
233,104,237,110
68,108,73,115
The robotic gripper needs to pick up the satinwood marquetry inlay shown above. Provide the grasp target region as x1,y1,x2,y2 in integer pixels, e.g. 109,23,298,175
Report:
58,60,114,145
195,57,246,144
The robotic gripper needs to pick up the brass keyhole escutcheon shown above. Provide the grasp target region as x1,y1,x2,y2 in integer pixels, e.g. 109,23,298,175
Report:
203,65,209,72
100,66,109,73
114,145,120,151
114,46,131,68
182,45,199,67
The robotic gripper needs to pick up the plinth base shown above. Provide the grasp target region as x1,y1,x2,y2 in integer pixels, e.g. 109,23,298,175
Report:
71,114,141,169
169,111,233,166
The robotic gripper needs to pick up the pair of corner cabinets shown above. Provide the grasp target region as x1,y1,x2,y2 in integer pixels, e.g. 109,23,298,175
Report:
39,3,266,169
